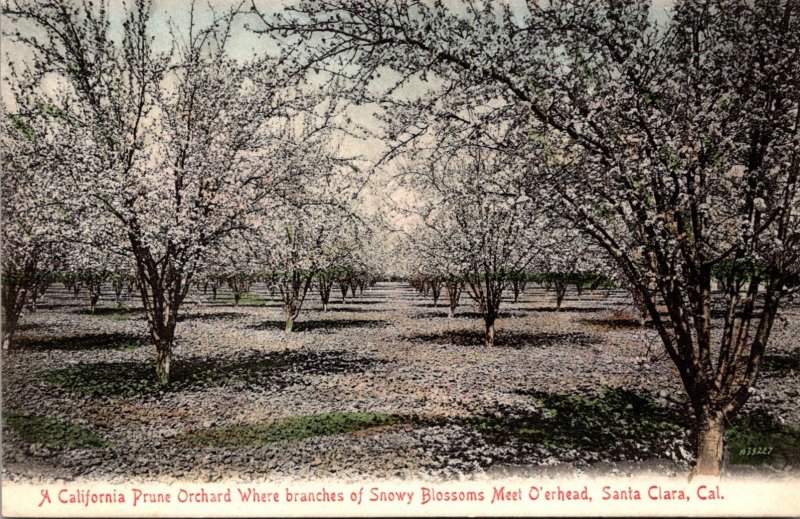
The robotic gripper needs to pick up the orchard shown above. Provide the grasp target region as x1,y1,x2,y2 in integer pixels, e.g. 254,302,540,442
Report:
1,0,798,484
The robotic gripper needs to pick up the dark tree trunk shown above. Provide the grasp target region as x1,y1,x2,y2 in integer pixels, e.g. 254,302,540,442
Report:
228,276,249,307
555,282,567,309
484,317,496,347
1,277,27,351
131,241,189,387
281,271,313,332
88,283,101,314
430,277,442,307
113,279,125,307
318,275,333,312
27,283,47,313
445,278,462,318
465,269,504,348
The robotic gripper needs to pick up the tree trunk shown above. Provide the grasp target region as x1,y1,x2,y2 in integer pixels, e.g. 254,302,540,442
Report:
1,283,23,351
28,292,38,313
484,319,496,347
155,341,171,386
234,293,241,307
555,283,566,309
1,293,22,349
445,279,461,318
285,316,294,332
691,413,725,477
114,283,124,307
319,277,332,311
133,256,184,387
90,291,100,313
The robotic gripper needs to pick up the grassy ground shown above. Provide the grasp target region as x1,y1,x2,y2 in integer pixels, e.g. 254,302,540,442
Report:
180,412,402,447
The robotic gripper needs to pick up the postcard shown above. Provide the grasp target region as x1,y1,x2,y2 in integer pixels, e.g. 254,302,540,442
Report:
2,0,798,516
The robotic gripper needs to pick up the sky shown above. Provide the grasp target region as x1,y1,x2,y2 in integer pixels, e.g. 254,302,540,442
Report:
1,0,676,216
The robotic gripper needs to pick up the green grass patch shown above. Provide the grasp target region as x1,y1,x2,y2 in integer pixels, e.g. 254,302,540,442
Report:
727,411,800,468
4,413,110,449
180,412,402,447
234,292,268,306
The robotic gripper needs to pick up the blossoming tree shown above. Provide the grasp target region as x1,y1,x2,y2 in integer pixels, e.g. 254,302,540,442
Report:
252,0,800,475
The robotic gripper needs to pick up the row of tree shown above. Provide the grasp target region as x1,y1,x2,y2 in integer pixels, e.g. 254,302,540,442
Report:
246,0,800,477
3,0,799,477
1,0,390,384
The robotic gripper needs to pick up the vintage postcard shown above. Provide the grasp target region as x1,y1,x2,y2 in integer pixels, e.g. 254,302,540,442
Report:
2,0,799,516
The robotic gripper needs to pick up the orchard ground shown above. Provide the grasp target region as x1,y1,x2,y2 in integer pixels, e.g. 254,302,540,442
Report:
3,282,799,483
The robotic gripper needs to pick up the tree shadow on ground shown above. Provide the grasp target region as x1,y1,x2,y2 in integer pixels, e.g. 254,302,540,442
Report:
727,410,800,469
321,307,384,314
73,307,146,316
409,310,522,319
423,388,800,469
409,311,451,319
72,308,146,322
576,317,654,330
41,349,386,398
249,319,389,332
204,300,284,308
178,311,249,322
16,323,39,332
760,350,800,373
332,300,386,306
527,306,608,313
456,311,527,319
15,333,147,352
432,388,687,464
404,329,599,349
